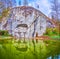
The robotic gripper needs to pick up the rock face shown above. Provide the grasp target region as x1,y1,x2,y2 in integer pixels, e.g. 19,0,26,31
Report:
4,6,47,38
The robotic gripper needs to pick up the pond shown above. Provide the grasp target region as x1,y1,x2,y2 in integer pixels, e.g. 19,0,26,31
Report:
47,55,60,59
0,39,60,59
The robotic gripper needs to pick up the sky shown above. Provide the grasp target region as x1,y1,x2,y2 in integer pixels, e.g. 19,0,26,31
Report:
16,0,51,17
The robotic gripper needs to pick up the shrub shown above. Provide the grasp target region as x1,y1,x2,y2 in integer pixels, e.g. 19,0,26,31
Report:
0,30,10,36
44,28,59,36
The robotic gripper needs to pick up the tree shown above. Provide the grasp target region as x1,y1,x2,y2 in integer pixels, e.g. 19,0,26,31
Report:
19,0,21,6
0,0,16,20
50,0,60,20
50,0,60,36
0,1,5,21
23,0,28,6
0,0,16,8
0,0,16,30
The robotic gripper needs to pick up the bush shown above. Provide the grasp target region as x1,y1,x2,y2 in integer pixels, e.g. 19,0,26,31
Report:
0,30,10,36
44,28,59,36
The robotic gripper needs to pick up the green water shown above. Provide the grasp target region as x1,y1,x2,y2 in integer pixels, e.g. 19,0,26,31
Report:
0,39,60,59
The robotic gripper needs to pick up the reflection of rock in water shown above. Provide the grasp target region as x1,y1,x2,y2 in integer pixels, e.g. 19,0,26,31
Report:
15,43,28,52
4,6,47,38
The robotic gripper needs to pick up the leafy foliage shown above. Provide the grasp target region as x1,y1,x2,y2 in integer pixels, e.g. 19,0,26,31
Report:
0,8,9,20
44,28,59,36
0,30,10,36
44,27,60,39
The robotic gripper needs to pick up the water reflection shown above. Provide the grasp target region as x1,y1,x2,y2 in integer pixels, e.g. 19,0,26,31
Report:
47,55,60,59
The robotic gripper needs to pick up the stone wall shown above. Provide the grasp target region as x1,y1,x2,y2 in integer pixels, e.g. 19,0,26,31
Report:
2,6,47,38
